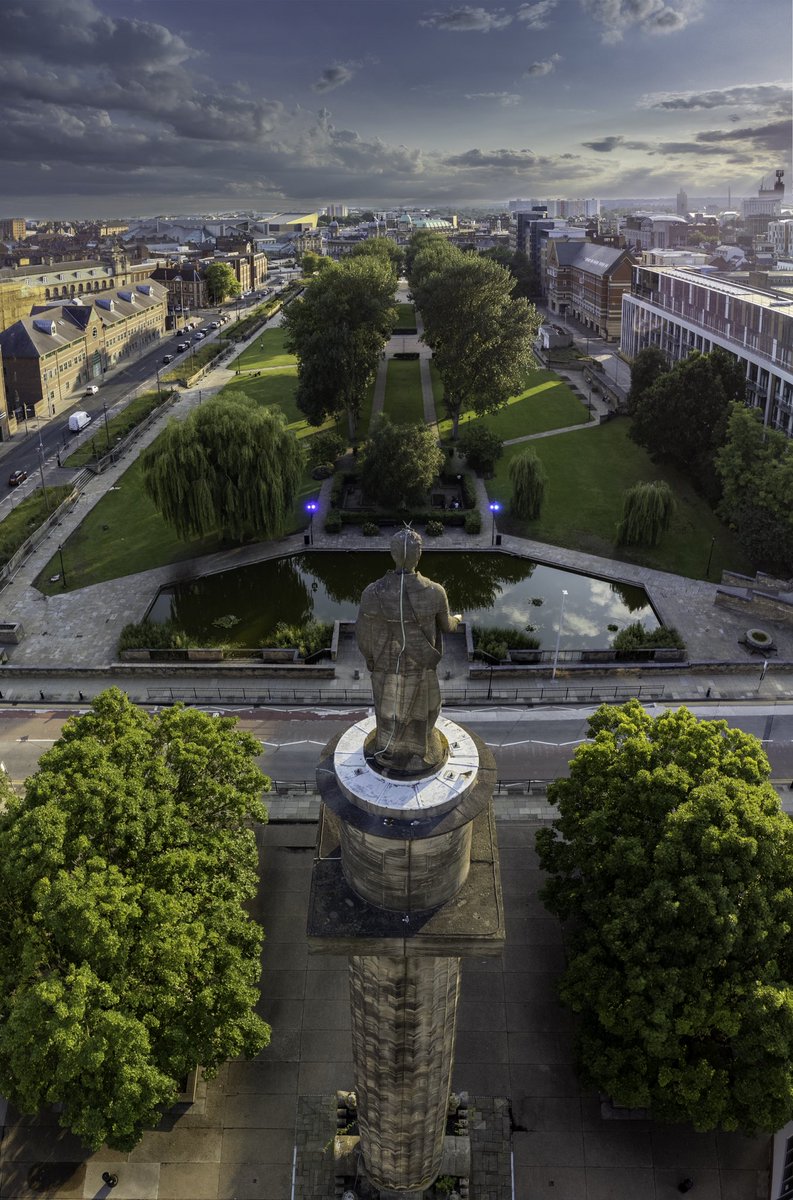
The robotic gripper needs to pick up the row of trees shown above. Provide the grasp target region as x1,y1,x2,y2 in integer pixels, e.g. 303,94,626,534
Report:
0,690,270,1150
283,240,400,439
628,346,793,573
408,231,540,438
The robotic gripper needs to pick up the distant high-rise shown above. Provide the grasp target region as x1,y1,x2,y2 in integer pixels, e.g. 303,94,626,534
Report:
0,217,25,242
326,203,349,219
676,188,688,217
743,169,785,236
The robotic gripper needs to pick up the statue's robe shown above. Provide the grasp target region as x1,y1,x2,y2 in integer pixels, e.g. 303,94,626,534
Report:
356,569,458,772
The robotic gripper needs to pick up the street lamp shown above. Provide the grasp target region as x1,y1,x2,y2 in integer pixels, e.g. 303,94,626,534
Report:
57,543,67,589
102,402,111,451
155,366,162,397
551,588,569,681
489,500,501,546
37,439,51,514
705,535,716,578
306,500,318,545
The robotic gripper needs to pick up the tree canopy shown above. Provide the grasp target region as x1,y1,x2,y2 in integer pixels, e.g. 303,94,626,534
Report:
629,349,741,500
457,424,503,475
349,236,405,275
0,689,270,1151
716,402,793,576
142,394,303,543
509,448,547,520
204,261,241,304
408,238,539,438
282,256,397,438
616,480,674,546
627,346,668,415
360,415,444,509
537,700,793,1134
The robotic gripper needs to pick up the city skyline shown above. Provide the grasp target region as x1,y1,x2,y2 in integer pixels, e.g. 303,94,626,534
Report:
1,0,790,218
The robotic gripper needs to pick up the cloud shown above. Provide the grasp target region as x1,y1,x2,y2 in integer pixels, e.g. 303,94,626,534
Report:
579,0,703,43
464,91,522,106
638,83,792,112
695,119,792,155
312,64,357,93
419,6,513,31
524,53,561,76
516,0,558,26
582,135,624,152
443,147,538,168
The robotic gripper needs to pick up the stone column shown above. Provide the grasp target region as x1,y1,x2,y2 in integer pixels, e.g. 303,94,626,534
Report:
349,954,460,1193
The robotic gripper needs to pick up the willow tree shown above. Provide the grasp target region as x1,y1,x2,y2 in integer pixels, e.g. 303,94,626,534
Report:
142,394,303,542
616,480,674,546
509,449,547,520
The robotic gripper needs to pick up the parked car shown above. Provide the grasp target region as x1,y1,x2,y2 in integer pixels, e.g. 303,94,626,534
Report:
84,384,99,395
162,354,175,364
209,321,220,329
177,342,189,351
8,469,27,487
192,333,204,342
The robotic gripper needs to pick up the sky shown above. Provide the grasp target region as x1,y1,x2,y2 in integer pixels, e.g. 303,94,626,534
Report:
1,0,791,218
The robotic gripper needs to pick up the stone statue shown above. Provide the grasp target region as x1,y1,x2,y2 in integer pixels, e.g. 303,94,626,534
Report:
355,528,461,775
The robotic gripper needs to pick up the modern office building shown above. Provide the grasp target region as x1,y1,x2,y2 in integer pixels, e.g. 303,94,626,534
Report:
621,264,793,436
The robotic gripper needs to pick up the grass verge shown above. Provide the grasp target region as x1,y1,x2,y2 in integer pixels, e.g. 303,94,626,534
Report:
63,391,173,468
487,417,752,580
383,360,425,424
1,486,73,569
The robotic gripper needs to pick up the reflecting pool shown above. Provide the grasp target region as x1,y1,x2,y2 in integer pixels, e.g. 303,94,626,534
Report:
147,552,658,649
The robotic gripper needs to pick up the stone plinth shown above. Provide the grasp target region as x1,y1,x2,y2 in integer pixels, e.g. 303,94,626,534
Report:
307,720,503,1194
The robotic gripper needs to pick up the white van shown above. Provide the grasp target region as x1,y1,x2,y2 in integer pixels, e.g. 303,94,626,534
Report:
68,411,92,433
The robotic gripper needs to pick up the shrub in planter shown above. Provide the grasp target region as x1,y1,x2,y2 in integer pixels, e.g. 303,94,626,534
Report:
464,510,482,534
324,511,342,533
362,521,380,536
473,625,540,661
612,622,685,651
425,519,444,537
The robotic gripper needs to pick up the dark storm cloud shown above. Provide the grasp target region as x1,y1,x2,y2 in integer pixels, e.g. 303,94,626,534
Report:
695,120,792,154
419,5,513,31
582,136,623,152
443,147,538,167
312,65,357,93
1,0,194,68
639,83,791,111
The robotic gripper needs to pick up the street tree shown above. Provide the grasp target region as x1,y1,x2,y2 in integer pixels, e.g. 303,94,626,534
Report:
630,350,736,499
537,700,793,1134
0,689,270,1151
616,480,674,546
360,415,444,509
204,261,241,304
458,424,503,475
627,346,668,414
282,256,397,439
142,394,303,542
716,402,793,575
417,255,539,439
300,251,332,277
509,448,547,520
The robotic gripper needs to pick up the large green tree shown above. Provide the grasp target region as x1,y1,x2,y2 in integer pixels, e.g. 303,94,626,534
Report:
509,448,547,520
537,700,793,1134
627,346,668,415
0,689,270,1151
282,256,397,438
414,254,540,439
616,480,675,546
204,261,241,304
142,394,303,542
630,350,740,500
349,236,405,276
360,415,444,509
716,402,793,575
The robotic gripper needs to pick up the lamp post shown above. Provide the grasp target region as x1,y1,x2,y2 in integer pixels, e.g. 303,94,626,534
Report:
551,588,569,681
155,366,162,398
705,535,715,578
102,402,111,451
57,543,67,589
37,439,51,515
489,500,501,546
306,500,318,545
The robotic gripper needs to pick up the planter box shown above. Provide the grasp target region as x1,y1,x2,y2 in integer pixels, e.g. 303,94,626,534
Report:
187,648,224,662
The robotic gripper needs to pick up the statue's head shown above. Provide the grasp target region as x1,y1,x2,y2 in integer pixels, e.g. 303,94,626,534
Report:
390,528,422,571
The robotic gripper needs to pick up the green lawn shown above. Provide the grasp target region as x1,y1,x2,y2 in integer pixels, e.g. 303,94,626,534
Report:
383,359,425,424
436,369,589,440
64,391,171,468
1,486,73,569
231,326,296,371
393,303,417,331
487,417,752,581
218,370,343,441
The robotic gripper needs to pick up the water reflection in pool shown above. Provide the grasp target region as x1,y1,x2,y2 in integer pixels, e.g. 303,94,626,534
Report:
147,551,658,649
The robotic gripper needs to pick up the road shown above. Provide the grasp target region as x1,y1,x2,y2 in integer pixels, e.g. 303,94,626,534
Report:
2,702,792,796
0,287,279,501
